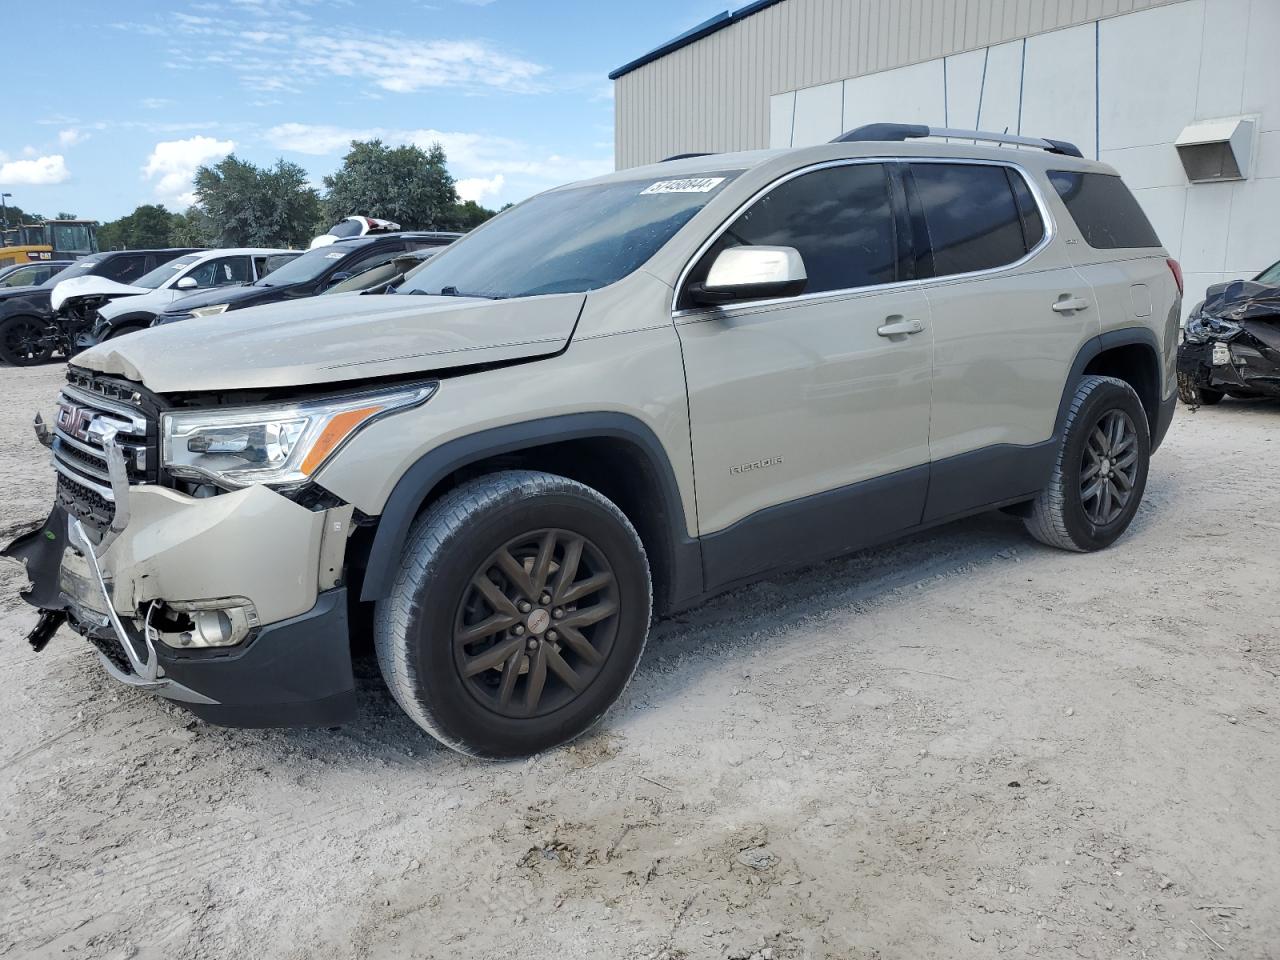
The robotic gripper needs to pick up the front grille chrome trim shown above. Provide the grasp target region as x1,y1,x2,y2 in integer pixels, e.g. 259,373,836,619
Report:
53,458,115,502
60,385,148,434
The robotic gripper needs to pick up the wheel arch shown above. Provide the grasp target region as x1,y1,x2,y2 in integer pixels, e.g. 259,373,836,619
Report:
1059,328,1166,449
357,413,703,615
101,311,158,336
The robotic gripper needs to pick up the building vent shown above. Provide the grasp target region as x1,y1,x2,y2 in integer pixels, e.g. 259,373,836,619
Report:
1175,118,1255,183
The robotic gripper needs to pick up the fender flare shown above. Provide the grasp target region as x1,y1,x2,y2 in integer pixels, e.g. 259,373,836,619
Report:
358,412,702,605
97,311,159,338
1055,327,1164,437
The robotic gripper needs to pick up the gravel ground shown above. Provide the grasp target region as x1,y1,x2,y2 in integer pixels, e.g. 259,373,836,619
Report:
1,362,1278,960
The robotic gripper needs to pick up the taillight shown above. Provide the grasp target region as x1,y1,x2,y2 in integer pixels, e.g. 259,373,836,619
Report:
1167,258,1184,296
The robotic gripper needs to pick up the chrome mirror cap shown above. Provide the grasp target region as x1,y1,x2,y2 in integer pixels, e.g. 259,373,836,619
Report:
691,245,808,305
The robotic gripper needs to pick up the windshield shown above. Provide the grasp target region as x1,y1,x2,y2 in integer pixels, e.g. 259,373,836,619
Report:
326,218,365,239
52,223,93,253
399,173,741,299
42,254,106,287
1255,260,1280,285
135,253,202,289
257,242,366,286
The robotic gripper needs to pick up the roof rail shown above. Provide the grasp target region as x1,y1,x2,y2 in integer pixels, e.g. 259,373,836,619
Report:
831,123,1084,159
661,152,716,162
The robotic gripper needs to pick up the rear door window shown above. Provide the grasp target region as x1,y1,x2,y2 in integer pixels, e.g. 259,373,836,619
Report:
908,163,1033,277
102,254,148,284
340,243,405,277
1047,170,1161,249
681,162,898,306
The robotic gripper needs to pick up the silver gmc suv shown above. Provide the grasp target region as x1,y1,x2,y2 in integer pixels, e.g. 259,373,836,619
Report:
5,124,1181,758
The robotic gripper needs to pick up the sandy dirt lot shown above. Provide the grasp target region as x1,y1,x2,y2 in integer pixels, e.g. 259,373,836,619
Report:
1,361,1277,960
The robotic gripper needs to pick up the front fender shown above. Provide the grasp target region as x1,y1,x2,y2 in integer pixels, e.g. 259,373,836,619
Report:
357,412,701,605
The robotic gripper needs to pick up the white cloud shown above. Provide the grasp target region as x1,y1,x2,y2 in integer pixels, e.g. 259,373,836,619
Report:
0,155,70,186
267,123,373,156
117,9,547,97
143,135,235,206
265,123,612,200
457,174,505,203
58,128,89,147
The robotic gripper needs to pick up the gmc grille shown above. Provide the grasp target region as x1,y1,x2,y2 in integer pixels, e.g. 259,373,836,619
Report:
51,384,155,532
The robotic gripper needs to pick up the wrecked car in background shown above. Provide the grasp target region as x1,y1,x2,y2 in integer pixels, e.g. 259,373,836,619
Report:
55,248,300,351
0,249,201,366
152,232,459,328
1178,278,1280,405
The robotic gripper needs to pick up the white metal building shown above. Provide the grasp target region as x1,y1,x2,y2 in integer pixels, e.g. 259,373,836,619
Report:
611,0,1280,313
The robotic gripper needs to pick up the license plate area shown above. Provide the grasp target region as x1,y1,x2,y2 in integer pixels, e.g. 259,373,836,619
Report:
58,549,110,620
1212,342,1232,366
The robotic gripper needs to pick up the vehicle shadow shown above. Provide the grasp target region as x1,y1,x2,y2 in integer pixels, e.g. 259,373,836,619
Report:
261,507,1051,764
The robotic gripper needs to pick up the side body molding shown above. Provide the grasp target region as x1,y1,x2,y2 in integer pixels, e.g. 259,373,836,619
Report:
359,412,703,609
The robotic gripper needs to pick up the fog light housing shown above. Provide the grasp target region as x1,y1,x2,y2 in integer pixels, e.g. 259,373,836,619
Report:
158,597,259,649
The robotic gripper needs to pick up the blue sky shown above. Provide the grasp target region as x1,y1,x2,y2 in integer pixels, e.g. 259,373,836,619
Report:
0,0,726,222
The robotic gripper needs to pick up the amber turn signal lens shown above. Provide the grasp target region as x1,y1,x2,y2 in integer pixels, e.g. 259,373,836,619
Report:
301,405,382,475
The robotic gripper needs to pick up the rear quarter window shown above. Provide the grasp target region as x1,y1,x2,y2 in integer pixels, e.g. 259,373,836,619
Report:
908,163,1036,277
1047,171,1161,249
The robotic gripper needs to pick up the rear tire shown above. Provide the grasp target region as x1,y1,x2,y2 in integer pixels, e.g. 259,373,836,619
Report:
1024,375,1150,552
374,470,652,759
0,315,52,366
1177,371,1223,406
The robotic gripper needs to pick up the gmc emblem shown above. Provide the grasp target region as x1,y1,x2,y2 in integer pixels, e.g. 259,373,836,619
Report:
56,402,95,442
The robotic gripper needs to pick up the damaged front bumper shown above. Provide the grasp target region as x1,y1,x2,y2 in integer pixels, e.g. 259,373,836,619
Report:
1178,337,1280,398
3,433,358,727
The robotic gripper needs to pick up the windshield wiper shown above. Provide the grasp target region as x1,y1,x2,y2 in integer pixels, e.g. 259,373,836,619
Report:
406,285,498,299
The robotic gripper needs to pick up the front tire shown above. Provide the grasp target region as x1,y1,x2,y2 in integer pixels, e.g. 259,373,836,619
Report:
0,315,52,366
1024,375,1151,552
374,470,652,759
1177,370,1223,406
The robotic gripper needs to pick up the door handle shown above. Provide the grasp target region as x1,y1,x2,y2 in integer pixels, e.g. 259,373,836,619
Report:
876,317,924,338
1051,296,1091,313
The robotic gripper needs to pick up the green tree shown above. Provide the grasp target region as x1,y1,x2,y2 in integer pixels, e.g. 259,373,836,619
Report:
0,202,44,229
193,155,320,248
170,206,215,248
97,204,176,250
55,211,78,220
322,140,459,230
443,199,499,231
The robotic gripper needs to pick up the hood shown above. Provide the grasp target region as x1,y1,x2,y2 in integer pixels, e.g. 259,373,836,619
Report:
74,290,586,394
1197,279,1280,322
51,276,149,311
166,282,274,312
97,287,176,321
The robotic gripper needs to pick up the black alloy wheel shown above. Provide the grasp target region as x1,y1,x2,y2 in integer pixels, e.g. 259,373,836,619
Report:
1078,410,1140,526
454,528,620,719
0,316,53,366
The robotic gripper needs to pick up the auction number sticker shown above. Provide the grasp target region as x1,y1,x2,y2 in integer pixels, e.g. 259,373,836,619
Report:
641,177,726,195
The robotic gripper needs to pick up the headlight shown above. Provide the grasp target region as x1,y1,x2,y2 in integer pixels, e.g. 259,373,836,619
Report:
161,383,436,488
189,303,230,318
1183,314,1241,344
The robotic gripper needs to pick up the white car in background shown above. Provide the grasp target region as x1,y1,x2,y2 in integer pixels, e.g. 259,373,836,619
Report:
52,248,299,348
309,216,401,249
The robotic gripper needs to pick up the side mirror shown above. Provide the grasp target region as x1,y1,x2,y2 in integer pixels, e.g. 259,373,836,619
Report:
175,276,198,290
687,246,807,306
326,272,353,287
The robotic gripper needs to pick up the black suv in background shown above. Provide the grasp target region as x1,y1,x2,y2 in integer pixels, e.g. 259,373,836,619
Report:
154,232,461,327
0,249,202,365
